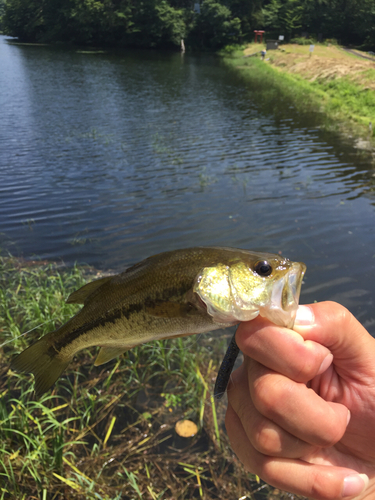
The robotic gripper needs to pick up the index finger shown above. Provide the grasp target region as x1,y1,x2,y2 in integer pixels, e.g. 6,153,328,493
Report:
235,316,333,384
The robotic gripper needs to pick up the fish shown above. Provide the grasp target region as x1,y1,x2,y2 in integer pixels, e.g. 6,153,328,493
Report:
10,247,306,397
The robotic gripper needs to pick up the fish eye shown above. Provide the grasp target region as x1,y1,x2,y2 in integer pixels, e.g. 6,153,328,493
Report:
254,261,273,277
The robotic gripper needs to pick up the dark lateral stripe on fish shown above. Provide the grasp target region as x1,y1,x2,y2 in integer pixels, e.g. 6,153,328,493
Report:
51,285,194,353
51,302,145,353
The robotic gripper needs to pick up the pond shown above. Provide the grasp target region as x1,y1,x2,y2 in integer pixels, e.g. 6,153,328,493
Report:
1,34,375,330
3,34,375,500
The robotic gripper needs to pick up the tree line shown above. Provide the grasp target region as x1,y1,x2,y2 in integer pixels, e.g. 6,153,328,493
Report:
1,0,375,49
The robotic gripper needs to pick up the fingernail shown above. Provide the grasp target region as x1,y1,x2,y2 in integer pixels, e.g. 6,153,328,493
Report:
295,305,314,326
342,474,369,497
317,353,333,375
347,410,351,426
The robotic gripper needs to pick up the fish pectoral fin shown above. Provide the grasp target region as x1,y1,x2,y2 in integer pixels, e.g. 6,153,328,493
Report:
66,276,113,304
145,301,192,318
94,346,132,366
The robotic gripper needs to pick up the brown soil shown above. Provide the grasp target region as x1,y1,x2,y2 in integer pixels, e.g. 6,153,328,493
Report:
244,44,375,90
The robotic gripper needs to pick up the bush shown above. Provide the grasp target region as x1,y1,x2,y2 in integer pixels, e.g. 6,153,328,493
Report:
324,38,339,46
219,43,246,54
290,36,315,45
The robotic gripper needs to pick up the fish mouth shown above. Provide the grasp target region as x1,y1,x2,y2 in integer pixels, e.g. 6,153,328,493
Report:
282,262,306,312
261,262,306,329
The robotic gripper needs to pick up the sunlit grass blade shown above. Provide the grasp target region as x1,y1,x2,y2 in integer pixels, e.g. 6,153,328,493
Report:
103,416,116,448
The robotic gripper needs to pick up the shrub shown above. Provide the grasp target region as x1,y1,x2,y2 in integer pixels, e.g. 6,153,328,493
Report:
290,36,315,45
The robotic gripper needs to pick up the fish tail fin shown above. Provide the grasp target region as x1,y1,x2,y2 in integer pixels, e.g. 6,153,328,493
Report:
11,337,71,398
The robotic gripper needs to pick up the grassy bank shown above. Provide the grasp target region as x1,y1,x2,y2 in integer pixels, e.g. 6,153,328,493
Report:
0,255,297,499
224,43,375,156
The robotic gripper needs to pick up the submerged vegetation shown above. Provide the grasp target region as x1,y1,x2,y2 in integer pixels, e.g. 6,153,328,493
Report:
0,254,298,499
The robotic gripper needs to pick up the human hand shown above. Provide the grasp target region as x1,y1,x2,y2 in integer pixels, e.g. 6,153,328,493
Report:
225,301,375,500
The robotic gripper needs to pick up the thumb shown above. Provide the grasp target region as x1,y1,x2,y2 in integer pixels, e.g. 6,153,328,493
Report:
294,302,375,376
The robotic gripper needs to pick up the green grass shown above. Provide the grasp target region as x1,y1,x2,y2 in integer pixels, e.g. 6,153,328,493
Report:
225,51,375,149
227,54,334,142
0,254,298,499
229,53,327,111
316,77,375,128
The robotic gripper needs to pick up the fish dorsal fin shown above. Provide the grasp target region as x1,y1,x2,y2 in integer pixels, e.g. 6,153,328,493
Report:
66,276,113,304
94,346,132,366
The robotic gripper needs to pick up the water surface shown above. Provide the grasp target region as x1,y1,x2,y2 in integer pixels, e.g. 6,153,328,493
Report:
1,36,375,330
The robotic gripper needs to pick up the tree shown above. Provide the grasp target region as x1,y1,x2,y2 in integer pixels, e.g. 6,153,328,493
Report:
0,0,6,31
131,0,186,47
188,0,241,48
2,0,46,41
299,0,375,46
3,0,375,49
261,0,303,40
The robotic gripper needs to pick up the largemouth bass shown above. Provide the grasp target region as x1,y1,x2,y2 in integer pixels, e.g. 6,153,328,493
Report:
11,247,306,397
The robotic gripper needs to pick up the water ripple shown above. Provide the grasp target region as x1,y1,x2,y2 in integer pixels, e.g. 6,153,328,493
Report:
1,36,375,326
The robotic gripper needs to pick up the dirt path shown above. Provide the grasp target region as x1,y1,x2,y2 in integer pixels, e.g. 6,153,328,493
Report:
343,47,375,63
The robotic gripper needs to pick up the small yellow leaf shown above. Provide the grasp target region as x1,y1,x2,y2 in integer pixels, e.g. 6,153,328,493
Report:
9,449,20,461
50,403,69,413
52,473,81,491
175,420,198,438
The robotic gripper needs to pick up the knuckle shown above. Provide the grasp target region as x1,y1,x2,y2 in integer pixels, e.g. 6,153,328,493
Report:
252,374,290,419
252,419,282,455
325,301,352,330
333,302,351,325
